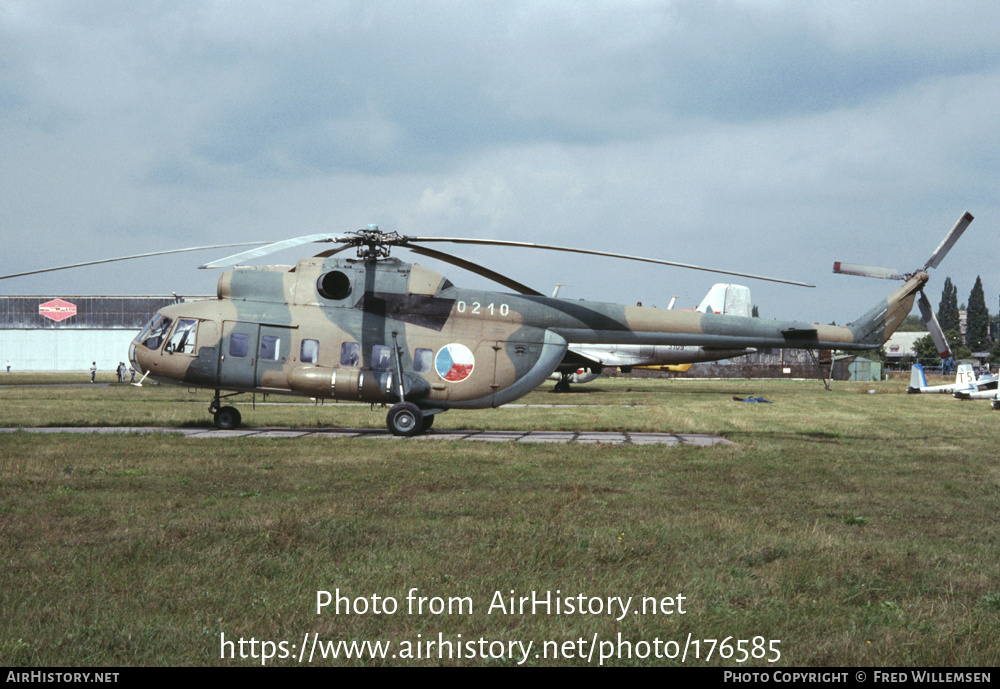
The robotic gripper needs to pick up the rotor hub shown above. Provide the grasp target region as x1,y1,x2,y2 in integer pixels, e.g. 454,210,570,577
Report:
350,226,405,260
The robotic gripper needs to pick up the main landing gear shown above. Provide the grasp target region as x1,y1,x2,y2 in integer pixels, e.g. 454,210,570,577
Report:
386,402,437,437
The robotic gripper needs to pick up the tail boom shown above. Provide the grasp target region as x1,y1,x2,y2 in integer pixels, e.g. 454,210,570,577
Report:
848,272,927,349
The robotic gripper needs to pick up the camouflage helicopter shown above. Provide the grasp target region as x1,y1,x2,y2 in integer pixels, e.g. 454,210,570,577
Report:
2,213,972,435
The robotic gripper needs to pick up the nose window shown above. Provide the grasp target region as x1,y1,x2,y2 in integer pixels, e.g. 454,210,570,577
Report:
165,319,198,354
138,315,173,351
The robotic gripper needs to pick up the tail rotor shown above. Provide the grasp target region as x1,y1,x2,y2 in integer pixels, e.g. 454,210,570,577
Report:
833,211,974,360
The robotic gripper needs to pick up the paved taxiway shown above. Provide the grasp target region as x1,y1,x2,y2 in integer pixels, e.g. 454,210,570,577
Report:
1,427,731,445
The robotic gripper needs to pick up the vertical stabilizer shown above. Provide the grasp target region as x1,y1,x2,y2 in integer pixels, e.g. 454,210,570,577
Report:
697,284,752,317
908,364,928,393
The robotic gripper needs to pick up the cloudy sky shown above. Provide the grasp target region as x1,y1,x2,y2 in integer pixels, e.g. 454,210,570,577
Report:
2,0,998,324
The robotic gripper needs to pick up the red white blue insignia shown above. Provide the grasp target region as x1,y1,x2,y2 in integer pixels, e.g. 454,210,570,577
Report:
435,343,475,382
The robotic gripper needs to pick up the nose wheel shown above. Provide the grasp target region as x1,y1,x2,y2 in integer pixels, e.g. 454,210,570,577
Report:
209,391,243,429
213,405,242,430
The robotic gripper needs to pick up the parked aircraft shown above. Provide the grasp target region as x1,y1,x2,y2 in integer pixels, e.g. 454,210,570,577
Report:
907,362,997,396
1,213,973,435
551,283,755,390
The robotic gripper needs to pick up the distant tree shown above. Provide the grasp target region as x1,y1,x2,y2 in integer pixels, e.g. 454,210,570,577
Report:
866,346,887,364
988,338,1000,364
913,329,970,365
913,334,941,365
937,277,960,333
897,315,925,332
966,276,990,351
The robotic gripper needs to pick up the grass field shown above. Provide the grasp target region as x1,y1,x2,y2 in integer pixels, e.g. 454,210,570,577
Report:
1,373,998,666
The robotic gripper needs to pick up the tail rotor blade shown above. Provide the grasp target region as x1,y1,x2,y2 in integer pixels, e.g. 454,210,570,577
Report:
832,262,903,280
924,211,973,270
917,291,952,359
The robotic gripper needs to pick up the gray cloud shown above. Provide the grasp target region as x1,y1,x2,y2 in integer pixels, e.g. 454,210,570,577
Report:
2,0,998,323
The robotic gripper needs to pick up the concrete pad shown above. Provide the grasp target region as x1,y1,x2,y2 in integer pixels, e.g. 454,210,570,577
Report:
677,434,734,447
628,434,681,446
576,433,628,444
2,426,733,446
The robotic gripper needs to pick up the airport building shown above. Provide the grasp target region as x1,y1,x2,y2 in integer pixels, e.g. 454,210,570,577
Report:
0,296,192,372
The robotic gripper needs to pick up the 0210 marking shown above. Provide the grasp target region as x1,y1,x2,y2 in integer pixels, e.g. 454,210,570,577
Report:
455,301,509,317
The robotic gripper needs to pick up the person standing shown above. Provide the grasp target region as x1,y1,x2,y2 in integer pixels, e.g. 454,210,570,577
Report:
5,360,9,373
90,362,97,383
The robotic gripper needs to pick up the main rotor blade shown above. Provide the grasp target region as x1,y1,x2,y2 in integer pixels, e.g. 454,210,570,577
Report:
313,244,357,259
199,233,350,269
832,262,903,280
924,211,973,270
0,242,272,281
405,237,815,287
918,291,952,359
405,245,545,296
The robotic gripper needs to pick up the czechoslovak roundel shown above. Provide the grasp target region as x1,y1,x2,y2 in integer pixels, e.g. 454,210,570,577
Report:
435,343,475,382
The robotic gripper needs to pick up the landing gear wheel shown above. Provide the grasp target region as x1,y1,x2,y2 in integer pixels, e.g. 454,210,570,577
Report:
420,413,435,433
553,377,571,393
214,406,242,430
387,402,424,437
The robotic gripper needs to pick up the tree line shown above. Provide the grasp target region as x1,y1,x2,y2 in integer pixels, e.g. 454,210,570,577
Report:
911,276,996,364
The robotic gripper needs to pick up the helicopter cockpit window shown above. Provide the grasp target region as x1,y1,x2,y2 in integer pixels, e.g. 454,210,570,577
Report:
139,315,173,351
230,333,250,358
371,345,391,371
165,319,198,355
414,348,433,373
301,339,319,364
340,342,359,367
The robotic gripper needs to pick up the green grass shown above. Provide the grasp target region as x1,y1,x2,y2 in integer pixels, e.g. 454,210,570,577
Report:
1,374,999,666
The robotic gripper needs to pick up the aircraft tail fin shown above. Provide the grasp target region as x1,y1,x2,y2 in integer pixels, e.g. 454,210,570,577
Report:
850,273,927,348
907,363,927,393
955,363,976,387
697,284,752,317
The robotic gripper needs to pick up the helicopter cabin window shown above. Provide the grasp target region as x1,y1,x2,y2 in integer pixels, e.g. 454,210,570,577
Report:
260,335,282,362
414,348,433,373
301,339,319,364
341,342,360,367
140,315,172,351
165,319,198,355
230,333,250,358
371,345,391,371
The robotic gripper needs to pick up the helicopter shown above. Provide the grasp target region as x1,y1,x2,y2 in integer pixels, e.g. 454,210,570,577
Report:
1,213,973,435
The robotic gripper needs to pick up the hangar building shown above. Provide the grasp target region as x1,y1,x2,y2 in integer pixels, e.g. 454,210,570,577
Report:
0,296,194,372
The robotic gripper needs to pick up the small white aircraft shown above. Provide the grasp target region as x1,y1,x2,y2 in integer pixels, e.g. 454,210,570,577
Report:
907,363,997,396
951,371,999,401
552,283,756,390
